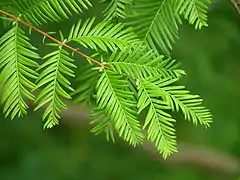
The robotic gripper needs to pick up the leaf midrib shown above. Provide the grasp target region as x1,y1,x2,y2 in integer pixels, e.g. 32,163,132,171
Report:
104,71,140,144
144,0,167,41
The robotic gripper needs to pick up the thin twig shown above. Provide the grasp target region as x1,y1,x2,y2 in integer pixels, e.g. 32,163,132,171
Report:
229,0,240,15
0,10,112,70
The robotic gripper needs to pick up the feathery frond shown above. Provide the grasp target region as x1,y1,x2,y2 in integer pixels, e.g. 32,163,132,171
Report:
96,70,144,146
175,0,211,29
101,0,133,19
34,44,76,128
106,45,185,79
128,0,212,54
90,108,115,142
68,17,140,52
155,78,212,127
13,0,92,25
137,78,177,158
128,0,182,55
0,22,40,118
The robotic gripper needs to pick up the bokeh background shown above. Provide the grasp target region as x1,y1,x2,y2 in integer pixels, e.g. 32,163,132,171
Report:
0,0,240,179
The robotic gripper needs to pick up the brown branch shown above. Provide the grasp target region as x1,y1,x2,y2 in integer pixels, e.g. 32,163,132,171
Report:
0,10,112,70
229,0,240,15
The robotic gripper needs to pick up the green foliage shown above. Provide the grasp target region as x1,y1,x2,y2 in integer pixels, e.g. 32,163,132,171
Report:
127,0,211,55
137,78,177,158
96,70,144,146
67,17,140,51
34,44,76,128
156,78,212,126
101,0,133,19
176,0,211,29
0,0,213,158
127,0,182,55
0,22,40,118
90,108,115,142
106,45,185,79
72,63,99,105
14,0,92,25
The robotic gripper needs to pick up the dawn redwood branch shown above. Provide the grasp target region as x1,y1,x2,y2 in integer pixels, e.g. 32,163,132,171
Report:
1,8,239,177
0,10,112,70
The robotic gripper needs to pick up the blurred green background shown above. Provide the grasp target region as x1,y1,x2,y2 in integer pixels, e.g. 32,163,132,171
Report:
1,0,240,179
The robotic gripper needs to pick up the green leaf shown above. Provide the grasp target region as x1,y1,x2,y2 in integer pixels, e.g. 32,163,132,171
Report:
175,0,211,29
35,44,76,128
128,0,211,54
13,0,92,25
106,45,185,79
155,78,212,127
137,79,177,158
68,17,140,52
90,108,115,142
128,0,182,55
96,70,144,146
101,0,133,19
0,22,39,118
